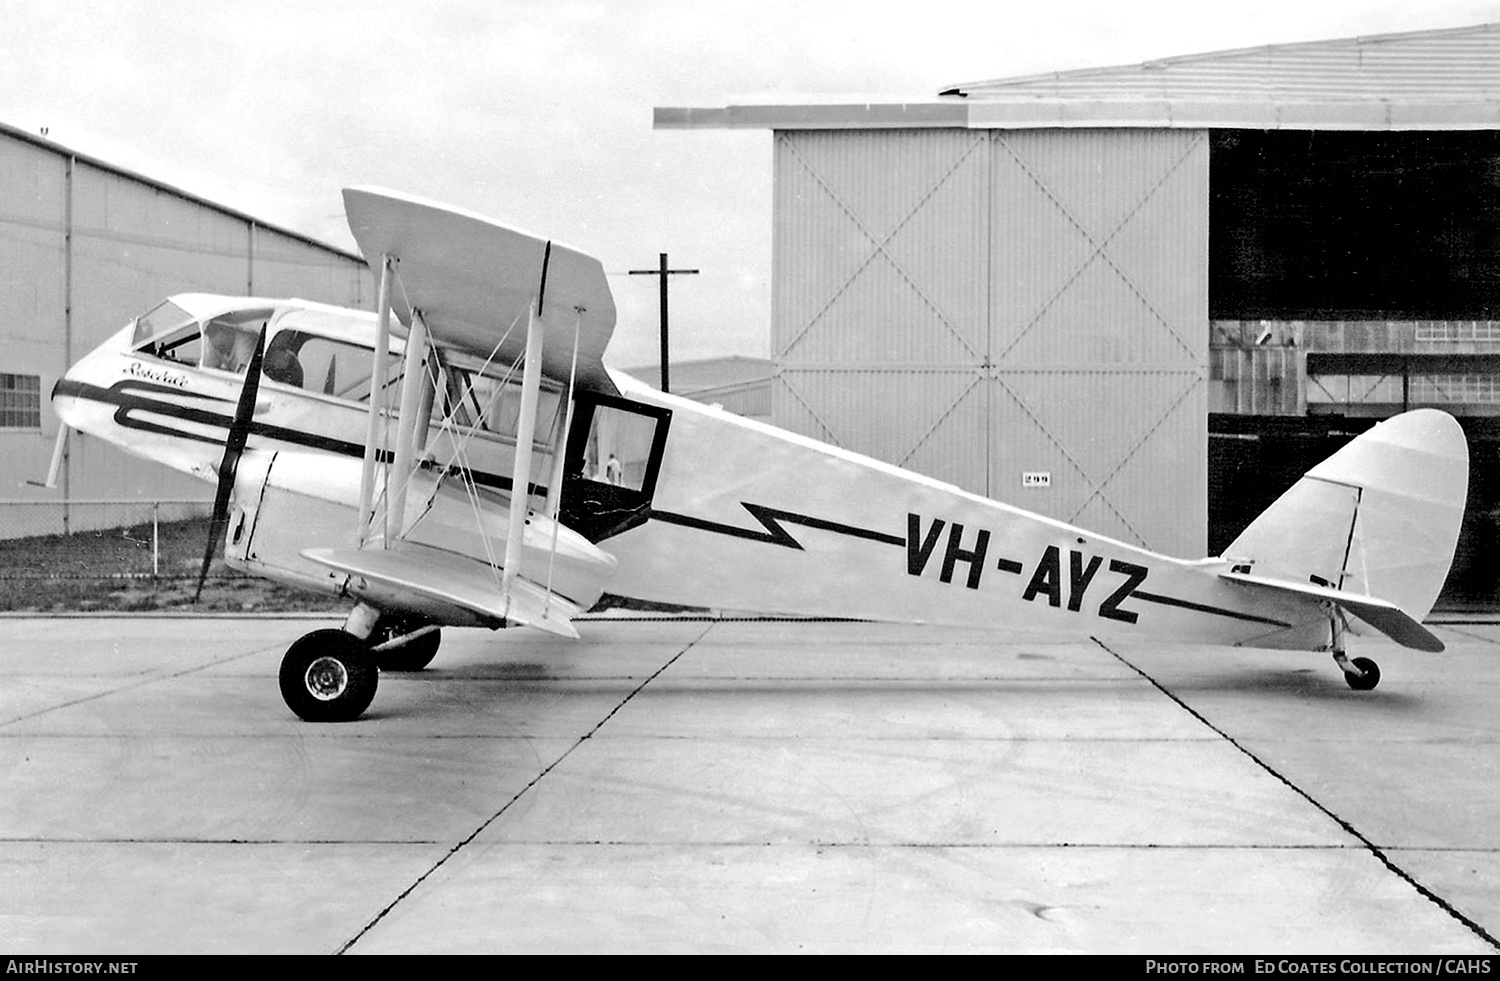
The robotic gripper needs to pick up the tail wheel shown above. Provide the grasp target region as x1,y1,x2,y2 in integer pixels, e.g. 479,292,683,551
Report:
370,616,442,672
1344,656,1381,691
279,629,378,722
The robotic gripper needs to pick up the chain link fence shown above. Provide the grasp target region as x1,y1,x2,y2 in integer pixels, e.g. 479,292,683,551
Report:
0,499,327,612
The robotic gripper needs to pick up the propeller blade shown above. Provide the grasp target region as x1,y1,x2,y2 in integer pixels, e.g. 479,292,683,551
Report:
194,327,267,603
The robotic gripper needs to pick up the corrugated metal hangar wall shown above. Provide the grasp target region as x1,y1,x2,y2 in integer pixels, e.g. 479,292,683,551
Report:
0,125,374,530
773,128,1207,557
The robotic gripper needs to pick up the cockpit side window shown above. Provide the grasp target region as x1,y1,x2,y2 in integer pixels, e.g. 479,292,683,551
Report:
132,305,275,377
137,324,203,366
131,300,196,348
200,311,273,376
133,300,202,366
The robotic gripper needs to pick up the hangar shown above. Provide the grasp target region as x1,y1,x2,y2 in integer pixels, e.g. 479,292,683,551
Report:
627,355,773,423
0,121,374,536
657,22,1500,571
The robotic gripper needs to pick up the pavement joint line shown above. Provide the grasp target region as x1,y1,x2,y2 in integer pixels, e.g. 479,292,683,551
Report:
0,611,858,621
5,840,1458,852
1433,624,1500,646
0,642,283,730
333,620,718,956
1091,635,1500,952
0,837,449,845
0,734,1233,748
9,837,1500,851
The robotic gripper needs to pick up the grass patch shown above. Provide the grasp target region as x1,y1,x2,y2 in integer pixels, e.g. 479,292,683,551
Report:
0,516,706,616
0,516,337,613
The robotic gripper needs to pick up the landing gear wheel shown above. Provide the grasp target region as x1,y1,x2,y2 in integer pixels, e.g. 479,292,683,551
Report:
279,629,378,722
369,616,442,672
1344,656,1381,691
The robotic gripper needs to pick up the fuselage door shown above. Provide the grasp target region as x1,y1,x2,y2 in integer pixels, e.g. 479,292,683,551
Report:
560,392,671,542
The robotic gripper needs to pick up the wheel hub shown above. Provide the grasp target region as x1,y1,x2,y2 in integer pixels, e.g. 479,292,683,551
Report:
305,656,349,701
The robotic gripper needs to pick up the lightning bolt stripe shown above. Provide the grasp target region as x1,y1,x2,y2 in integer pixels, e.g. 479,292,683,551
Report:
651,503,904,550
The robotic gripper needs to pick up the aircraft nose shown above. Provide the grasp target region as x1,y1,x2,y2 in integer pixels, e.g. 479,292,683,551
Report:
53,349,91,401
51,329,117,429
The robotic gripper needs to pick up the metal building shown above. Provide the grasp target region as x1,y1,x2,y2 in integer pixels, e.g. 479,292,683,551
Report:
625,355,772,422
0,121,375,534
656,22,1500,560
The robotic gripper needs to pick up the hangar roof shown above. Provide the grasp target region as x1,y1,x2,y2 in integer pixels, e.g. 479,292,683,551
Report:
656,23,1500,132
0,118,364,262
620,355,771,396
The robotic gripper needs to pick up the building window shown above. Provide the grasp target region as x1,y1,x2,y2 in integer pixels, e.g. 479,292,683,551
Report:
0,374,41,430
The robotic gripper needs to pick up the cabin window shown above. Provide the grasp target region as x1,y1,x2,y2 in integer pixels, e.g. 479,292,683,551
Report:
265,330,404,402
441,367,560,448
0,373,41,430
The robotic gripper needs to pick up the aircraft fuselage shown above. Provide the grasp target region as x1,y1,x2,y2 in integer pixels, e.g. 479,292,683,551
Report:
53,294,1334,652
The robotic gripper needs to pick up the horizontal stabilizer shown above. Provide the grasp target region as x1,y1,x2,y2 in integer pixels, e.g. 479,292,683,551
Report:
1220,571,1443,652
304,542,582,638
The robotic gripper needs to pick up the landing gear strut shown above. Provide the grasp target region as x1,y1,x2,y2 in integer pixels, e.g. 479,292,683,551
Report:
1326,602,1381,691
369,615,442,672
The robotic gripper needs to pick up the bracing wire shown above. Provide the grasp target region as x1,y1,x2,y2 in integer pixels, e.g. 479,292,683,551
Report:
416,310,528,590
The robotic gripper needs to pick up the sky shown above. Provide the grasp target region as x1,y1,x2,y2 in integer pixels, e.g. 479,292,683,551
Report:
3,0,1498,369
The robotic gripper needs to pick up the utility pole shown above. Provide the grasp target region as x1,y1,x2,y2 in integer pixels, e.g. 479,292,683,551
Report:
628,252,698,393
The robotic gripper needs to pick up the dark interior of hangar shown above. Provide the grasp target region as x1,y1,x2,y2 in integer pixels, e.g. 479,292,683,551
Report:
1210,414,1500,609
1210,130,1500,320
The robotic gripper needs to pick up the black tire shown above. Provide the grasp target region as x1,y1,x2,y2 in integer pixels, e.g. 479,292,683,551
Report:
279,629,379,722
369,616,441,672
1344,656,1381,691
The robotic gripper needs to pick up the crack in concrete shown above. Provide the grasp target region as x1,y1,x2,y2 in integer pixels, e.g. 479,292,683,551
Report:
1091,636,1500,951
336,621,716,955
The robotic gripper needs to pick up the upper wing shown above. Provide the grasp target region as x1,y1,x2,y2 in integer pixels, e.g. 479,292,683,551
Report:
342,185,617,394
1219,570,1444,652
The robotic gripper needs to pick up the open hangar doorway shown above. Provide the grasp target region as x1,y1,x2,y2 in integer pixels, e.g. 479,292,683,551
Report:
1208,129,1500,610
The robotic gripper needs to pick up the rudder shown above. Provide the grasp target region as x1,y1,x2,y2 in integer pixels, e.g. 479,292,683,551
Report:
1222,409,1468,622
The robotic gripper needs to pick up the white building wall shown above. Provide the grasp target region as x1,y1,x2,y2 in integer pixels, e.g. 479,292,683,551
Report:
0,128,375,536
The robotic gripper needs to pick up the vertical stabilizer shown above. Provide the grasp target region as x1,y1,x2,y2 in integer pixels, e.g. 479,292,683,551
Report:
1223,409,1468,621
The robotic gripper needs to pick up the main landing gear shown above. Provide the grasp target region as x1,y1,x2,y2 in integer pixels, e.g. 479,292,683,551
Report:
1325,601,1381,691
278,605,444,722
279,629,377,722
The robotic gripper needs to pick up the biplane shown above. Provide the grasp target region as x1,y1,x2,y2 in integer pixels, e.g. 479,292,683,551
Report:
49,187,1470,721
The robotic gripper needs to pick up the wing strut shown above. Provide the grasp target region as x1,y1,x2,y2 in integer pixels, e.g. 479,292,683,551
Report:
388,308,431,533
542,305,585,608
358,254,395,546
501,294,547,605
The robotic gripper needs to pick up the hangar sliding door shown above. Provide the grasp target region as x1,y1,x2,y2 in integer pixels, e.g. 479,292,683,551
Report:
773,129,992,493
773,127,1208,557
989,129,1208,556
